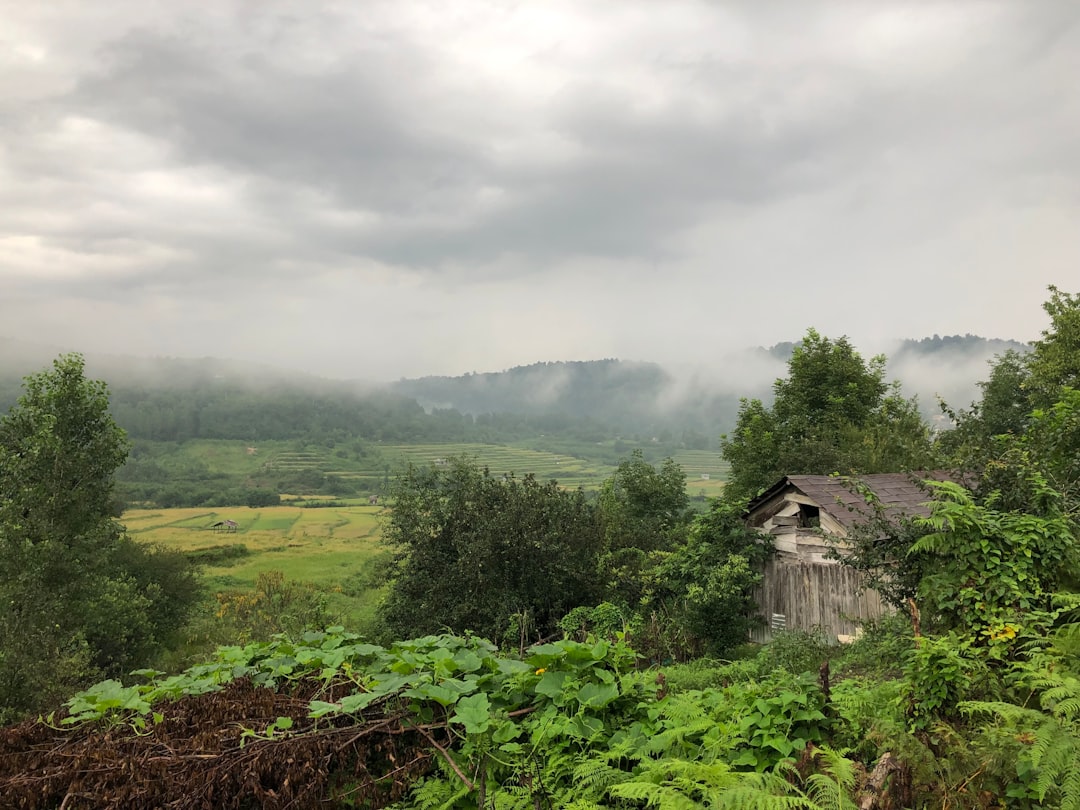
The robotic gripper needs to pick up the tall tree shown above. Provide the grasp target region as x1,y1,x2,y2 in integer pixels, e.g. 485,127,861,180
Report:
0,355,199,721
1027,285,1080,408
721,330,934,502
940,288,1080,479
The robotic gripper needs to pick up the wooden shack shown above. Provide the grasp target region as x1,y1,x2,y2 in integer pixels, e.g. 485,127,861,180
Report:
745,473,954,643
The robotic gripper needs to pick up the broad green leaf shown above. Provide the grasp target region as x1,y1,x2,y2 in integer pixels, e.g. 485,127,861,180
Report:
450,693,491,734
535,671,569,698
339,691,381,713
306,699,339,721
577,681,620,709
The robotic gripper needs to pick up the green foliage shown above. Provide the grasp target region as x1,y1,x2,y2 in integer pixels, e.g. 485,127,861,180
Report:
558,602,629,641
596,452,693,610
0,355,201,721
758,629,835,677
772,329,888,428
903,633,986,728
911,480,1075,642
597,450,690,554
379,457,604,643
833,613,914,679
941,288,1080,489
641,500,771,658
721,329,935,502
959,621,1080,810
729,678,831,770
659,657,763,692
211,570,336,644
1027,286,1080,409
49,628,861,809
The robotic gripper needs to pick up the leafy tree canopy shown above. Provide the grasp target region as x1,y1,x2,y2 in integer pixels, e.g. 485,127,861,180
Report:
941,287,1080,500
0,355,200,722
721,329,934,502
597,449,690,554
1028,285,1080,407
378,457,604,645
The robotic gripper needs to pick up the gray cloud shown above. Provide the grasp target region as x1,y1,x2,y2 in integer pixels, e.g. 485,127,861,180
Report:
1,1,1079,380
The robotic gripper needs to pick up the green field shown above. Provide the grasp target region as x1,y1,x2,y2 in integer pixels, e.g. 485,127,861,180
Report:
380,443,615,488
121,438,730,507
671,450,730,497
125,504,388,626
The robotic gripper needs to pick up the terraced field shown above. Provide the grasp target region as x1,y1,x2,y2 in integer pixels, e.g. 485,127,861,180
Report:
124,439,726,505
671,450,730,497
125,504,387,626
379,443,614,488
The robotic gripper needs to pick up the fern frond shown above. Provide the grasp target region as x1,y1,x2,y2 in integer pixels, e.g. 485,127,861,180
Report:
804,746,858,810
714,771,816,810
1059,765,1080,810
573,755,630,792
608,780,700,809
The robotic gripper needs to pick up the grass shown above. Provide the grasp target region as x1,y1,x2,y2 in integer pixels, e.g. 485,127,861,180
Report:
126,504,388,628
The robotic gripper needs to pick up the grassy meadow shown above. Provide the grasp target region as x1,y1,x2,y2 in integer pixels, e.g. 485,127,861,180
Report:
124,504,388,627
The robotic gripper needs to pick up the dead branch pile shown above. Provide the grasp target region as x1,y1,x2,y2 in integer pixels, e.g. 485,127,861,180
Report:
0,678,442,809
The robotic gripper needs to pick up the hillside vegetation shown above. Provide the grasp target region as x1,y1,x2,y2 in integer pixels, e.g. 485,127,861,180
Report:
2,292,1079,808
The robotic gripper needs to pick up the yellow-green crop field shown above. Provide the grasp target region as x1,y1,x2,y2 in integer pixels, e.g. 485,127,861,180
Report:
670,450,730,497
124,505,388,627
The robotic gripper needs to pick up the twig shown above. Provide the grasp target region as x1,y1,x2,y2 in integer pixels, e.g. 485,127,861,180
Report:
404,720,474,791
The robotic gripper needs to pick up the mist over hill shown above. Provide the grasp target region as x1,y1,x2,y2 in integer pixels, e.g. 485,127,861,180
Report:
1,334,1028,447
391,335,1031,436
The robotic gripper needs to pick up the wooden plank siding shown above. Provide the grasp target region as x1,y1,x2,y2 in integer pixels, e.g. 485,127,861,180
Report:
749,555,888,643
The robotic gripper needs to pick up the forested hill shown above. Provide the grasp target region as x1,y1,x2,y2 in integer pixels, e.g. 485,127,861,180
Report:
391,359,743,443
390,335,1031,430
392,359,671,415
0,334,1029,446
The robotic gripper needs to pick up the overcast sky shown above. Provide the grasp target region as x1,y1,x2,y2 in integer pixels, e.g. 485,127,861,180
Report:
2,1,1078,381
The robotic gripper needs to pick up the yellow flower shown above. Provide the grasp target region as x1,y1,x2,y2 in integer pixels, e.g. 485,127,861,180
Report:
989,624,1018,641
535,668,546,675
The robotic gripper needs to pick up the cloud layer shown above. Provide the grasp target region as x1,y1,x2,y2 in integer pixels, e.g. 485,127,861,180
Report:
2,1,1078,380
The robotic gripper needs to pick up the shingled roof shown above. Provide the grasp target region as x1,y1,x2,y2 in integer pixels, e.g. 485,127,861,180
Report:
747,471,959,531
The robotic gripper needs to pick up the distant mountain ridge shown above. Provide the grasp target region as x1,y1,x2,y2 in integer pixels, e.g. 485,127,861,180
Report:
391,335,1032,432
2,334,1030,446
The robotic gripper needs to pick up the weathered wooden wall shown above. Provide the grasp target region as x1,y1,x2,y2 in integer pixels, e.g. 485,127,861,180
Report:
750,556,887,643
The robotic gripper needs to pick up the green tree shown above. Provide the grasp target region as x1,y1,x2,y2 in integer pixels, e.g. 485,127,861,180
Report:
379,457,604,644
721,330,935,502
942,288,1080,467
0,355,200,721
645,500,771,657
595,451,691,608
977,349,1033,437
597,450,689,554
1028,286,1080,408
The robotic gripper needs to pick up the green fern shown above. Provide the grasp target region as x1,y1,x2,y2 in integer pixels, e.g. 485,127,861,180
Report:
573,754,632,793
964,681,1080,808
803,747,858,810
